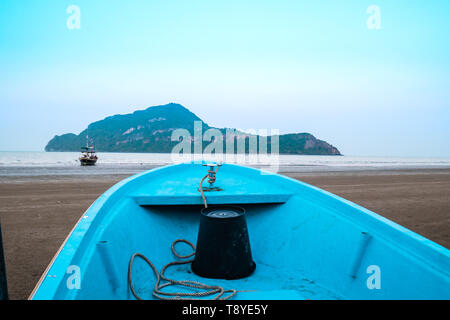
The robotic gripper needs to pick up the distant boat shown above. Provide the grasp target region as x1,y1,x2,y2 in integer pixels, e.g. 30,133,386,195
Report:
30,162,449,300
79,146,97,166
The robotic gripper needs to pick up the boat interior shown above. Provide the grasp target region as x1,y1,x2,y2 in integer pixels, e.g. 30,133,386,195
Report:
32,163,450,300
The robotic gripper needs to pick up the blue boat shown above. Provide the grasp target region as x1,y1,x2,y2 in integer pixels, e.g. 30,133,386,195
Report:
30,162,450,300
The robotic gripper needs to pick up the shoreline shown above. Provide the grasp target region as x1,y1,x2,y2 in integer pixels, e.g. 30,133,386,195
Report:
0,167,449,299
1,152,450,177
1,165,450,180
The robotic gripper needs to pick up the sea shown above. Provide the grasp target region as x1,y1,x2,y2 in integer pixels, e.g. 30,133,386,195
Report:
1,151,450,176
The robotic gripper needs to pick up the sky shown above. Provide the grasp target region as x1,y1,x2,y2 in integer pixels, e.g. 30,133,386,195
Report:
0,0,449,156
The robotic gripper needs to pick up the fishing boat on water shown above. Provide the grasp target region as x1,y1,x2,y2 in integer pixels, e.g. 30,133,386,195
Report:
79,146,98,166
30,162,449,300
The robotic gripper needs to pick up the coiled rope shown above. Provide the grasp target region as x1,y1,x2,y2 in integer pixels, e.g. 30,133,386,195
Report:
128,239,237,300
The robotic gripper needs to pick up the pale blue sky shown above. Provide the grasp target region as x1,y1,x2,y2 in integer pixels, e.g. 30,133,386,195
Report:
1,1,449,156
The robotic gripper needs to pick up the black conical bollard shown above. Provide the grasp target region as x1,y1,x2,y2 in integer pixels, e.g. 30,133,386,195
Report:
192,206,256,280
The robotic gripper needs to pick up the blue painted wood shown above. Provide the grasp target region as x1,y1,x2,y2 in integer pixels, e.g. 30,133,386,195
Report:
30,162,450,300
132,193,292,205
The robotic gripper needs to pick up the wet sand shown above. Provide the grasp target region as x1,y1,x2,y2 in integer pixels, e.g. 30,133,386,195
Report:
0,169,449,299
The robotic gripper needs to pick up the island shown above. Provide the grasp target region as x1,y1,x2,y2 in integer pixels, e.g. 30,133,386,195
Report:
45,103,341,155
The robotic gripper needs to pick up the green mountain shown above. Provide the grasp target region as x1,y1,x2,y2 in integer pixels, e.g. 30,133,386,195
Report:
45,103,341,155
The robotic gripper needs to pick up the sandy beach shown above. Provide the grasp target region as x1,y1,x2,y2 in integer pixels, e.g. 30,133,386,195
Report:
0,169,449,299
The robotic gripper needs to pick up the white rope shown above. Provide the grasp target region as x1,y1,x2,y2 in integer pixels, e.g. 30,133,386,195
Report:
199,164,221,209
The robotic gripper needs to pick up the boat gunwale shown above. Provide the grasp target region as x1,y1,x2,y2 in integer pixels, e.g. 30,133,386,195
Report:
29,163,179,299
259,166,450,276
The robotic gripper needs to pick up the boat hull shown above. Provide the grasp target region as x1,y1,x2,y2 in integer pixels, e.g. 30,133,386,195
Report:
79,158,97,166
30,163,450,300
